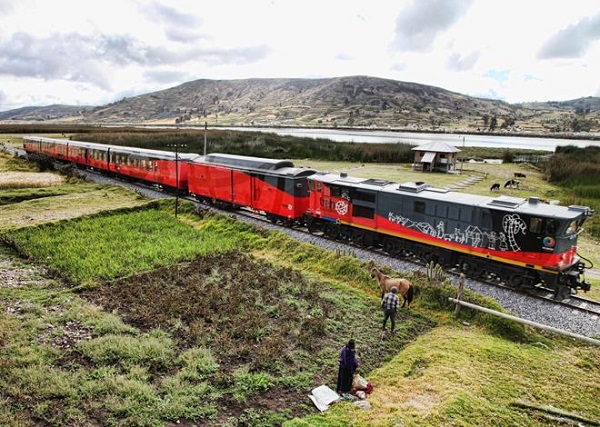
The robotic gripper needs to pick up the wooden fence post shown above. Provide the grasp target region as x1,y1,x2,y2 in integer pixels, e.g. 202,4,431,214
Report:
454,273,465,317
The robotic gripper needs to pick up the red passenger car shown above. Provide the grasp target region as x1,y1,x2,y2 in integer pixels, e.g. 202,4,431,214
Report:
188,153,315,225
23,136,197,190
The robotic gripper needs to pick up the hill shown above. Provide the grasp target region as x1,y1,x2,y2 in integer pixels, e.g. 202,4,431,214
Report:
1,76,599,134
0,104,93,122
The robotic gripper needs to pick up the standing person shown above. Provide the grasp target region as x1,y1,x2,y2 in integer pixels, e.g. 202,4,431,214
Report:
336,339,359,394
381,286,399,334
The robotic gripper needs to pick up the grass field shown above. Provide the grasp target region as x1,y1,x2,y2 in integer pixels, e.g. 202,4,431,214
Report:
0,150,599,426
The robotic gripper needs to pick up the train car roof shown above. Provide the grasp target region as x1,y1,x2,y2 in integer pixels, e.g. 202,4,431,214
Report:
23,136,198,161
310,172,592,220
192,153,316,178
107,144,199,160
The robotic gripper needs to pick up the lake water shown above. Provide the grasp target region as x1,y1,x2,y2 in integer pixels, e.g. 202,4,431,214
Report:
216,127,600,152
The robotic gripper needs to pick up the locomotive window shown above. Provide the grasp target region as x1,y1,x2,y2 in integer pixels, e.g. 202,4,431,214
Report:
566,219,583,236
308,180,314,191
414,201,426,214
529,217,543,234
546,219,558,234
330,186,342,197
317,182,322,192
353,190,375,203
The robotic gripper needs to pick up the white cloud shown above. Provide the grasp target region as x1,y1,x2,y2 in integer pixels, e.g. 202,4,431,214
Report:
0,0,599,111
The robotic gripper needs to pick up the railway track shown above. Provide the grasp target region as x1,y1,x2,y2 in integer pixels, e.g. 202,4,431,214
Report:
549,293,600,317
468,278,600,318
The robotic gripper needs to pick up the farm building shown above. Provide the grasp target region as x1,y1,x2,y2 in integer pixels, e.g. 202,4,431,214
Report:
412,141,461,172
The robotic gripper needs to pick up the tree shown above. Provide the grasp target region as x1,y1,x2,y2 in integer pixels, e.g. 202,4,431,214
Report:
481,114,489,127
489,115,498,131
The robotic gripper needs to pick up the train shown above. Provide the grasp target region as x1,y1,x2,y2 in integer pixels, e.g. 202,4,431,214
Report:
22,135,594,299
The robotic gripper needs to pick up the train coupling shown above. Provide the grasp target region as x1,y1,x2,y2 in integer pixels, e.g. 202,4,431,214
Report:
580,279,592,292
562,263,591,292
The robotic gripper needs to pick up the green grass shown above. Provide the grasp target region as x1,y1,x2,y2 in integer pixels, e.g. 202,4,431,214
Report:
288,326,600,427
0,201,245,286
1,209,599,426
0,207,437,426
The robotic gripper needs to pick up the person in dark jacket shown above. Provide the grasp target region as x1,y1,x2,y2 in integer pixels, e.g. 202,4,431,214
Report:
336,339,359,394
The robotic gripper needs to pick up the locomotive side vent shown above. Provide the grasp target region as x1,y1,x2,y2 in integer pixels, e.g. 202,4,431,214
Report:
398,181,431,192
488,195,526,208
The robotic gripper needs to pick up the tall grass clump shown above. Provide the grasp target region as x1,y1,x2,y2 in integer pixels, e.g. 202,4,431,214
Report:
77,329,175,369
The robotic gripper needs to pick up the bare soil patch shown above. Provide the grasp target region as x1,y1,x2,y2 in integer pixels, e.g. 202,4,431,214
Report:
81,250,434,424
83,251,334,422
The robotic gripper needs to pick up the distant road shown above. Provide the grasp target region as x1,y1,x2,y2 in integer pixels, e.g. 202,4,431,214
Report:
215,127,600,152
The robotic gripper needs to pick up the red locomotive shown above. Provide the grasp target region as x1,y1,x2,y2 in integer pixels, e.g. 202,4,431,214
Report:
22,136,594,297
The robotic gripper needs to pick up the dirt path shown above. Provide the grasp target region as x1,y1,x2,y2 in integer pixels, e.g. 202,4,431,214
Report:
0,247,55,289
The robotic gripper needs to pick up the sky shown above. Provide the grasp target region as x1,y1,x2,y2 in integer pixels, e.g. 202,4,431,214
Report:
1,0,600,112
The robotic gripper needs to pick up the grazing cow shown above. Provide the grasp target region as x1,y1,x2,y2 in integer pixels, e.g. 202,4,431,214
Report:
514,172,527,178
504,179,520,189
490,183,500,191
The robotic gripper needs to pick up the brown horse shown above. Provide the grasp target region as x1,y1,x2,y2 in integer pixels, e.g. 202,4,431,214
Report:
370,266,414,309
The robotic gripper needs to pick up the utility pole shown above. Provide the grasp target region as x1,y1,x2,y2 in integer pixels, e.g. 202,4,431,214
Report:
204,122,208,156
167,143,187,217
460,135,465,172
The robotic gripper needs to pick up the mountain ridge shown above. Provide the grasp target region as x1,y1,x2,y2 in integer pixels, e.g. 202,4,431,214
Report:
1,76,599,134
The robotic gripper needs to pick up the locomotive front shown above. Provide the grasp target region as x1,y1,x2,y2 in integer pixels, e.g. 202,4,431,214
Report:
535,203,594,295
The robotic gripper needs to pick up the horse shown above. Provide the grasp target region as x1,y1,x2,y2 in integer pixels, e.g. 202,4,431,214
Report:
490,183,500,191
370,266,414,309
